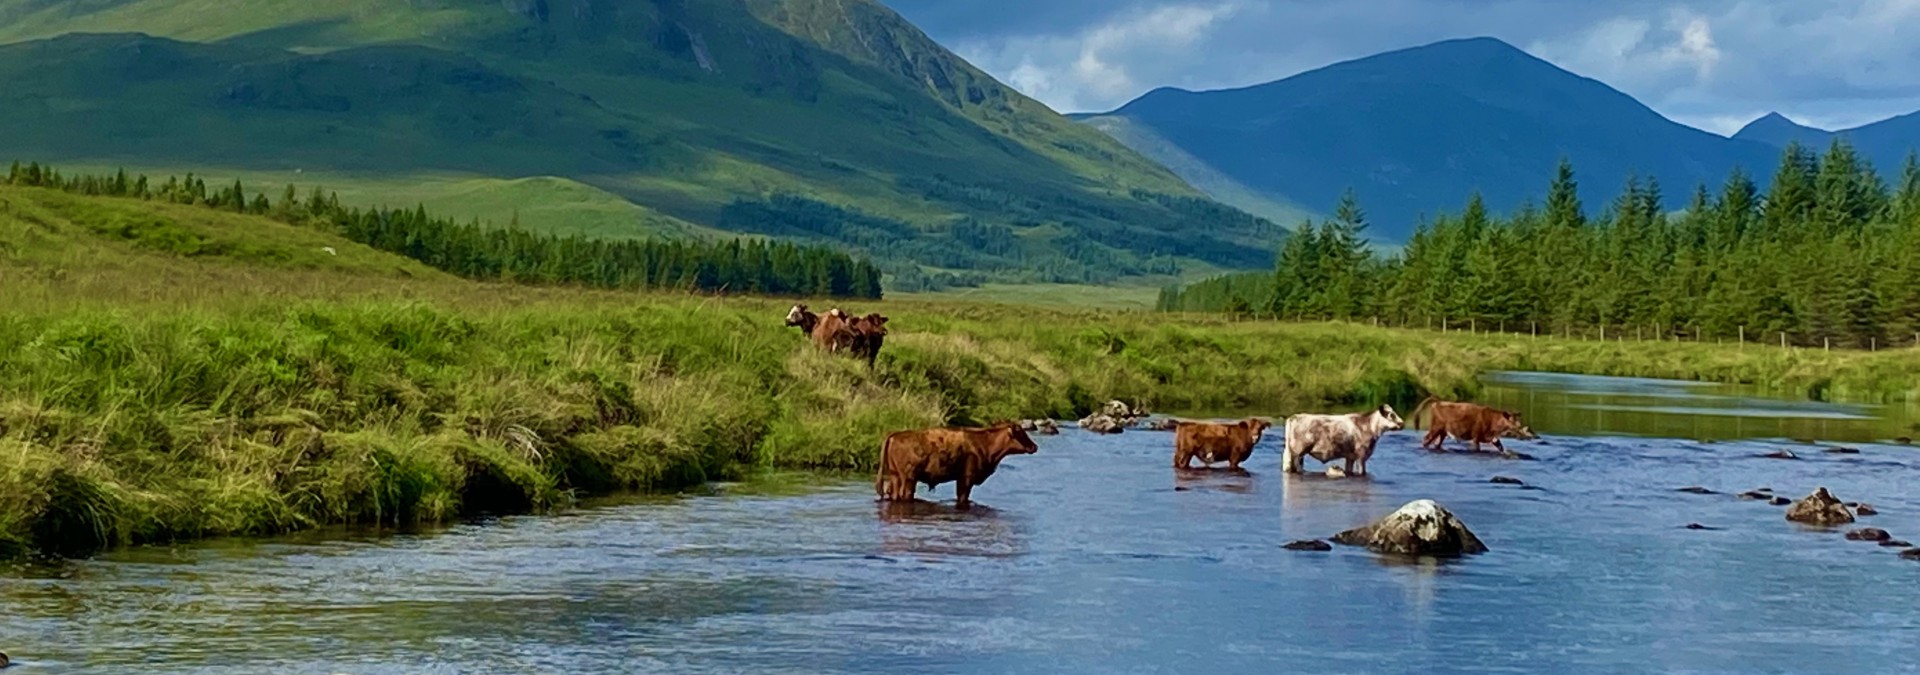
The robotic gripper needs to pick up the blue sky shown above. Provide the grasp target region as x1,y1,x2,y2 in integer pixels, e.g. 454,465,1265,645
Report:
881,0,1920,135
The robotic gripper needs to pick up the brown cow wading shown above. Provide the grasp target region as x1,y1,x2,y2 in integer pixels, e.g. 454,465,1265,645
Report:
1172,418,1272,470
1411,397,1538,455
876,423,1039,508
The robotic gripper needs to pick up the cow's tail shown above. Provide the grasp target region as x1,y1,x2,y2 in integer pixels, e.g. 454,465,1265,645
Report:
1410,396,1439,430
874,433,895,499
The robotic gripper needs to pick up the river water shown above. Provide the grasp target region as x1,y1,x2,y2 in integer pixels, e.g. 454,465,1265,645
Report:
4,373,1920,673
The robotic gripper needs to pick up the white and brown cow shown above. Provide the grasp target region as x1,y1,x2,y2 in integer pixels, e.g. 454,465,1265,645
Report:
1281,404,1406,476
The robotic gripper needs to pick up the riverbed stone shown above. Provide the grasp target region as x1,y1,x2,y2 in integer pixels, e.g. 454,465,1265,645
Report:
1332,500,1488,556
1283,539,1333,552
1901,548,1920,560
1770,496,1793,506
1759,450,1799,460
1675,486,1716,495
1881,540,1912,548
1845,528,1892,542
1825,447,1861,455
1325,465,1348,479
1684,523,1718,530
1141,418,1177,432
1737,490,1771,500
1786,488,1856,526
1857,504,1880,516
1077,414,1124,435
1491,476,1524,485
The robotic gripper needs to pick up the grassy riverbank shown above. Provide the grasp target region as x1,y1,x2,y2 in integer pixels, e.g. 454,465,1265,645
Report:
4,184,1919,556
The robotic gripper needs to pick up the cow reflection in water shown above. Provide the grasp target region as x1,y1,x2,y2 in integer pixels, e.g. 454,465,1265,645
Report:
875,501,1020,559
1173,467,1254,494
1279,469,1378,514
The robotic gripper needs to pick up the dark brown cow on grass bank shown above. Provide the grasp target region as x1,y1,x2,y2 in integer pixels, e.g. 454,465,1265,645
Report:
876,422,1038,508
1172,418,1272,470
1412,397,1538,455
785,304,819,337
849,313,889,369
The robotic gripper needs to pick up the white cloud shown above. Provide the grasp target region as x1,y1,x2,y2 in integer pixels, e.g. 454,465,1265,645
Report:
955,2,1245,112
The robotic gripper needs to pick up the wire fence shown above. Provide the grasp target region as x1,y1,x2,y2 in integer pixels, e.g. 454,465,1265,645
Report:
1187,312,1916,353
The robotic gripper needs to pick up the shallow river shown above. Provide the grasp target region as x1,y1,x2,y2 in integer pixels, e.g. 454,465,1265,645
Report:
4,373,1920,673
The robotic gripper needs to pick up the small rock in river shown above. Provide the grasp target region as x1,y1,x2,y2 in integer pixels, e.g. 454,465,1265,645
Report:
1738,491,1772,500
1825,447,1861,455
1786,487,1856,526
1284,539,1333,552
1845,528,1892,542
1901,548,1920,560
1491,476,1525,485
1325,465,1348,479
1754,487,1774,493
1880,540,1912,548
1676,486,1716,495
1684,523,1718,530
1857,504,1880,516
1759,450,1800,460
1770,496,1794,506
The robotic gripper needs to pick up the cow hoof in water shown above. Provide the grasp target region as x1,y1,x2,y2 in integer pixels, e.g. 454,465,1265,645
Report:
1786,488,1856,525
1676,486,1716,495
1857,504,1880,516
1845,528,1892,542
1283,539,1333,552
1759,450,1799,460
1881,540,1912,548
1684,523,1718,530
1825,447,1861,455
1490,476,1524,486
1332,500,1488,556
1770,496,1793,506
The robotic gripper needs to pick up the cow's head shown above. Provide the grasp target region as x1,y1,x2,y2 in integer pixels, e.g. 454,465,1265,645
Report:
1244,417,1274,439
992,421,1040,456
1501,411,1540,440
1374,404,1406,432
784,304,811,326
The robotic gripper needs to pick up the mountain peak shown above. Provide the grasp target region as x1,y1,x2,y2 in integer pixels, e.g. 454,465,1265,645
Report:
1733,111,1833,147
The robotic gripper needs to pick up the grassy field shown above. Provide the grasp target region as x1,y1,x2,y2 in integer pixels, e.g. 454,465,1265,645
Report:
4,185,1918,557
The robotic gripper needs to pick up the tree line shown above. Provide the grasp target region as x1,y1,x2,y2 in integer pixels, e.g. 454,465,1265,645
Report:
1159,139,1920,349
4,162,884,299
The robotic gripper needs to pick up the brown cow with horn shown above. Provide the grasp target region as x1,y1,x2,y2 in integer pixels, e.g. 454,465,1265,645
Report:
1411,397,1538,455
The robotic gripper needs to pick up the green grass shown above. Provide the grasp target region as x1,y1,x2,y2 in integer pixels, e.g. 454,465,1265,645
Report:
5,187,1918,558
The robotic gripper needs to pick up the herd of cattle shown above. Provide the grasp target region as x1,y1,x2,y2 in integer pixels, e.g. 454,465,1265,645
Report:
778,304,1541,507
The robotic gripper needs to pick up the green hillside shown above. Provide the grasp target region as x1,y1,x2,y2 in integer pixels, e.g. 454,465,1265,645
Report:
0,0,1284,288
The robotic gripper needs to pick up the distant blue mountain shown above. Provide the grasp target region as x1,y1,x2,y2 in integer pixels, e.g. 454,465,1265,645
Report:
1734,111,1920,174
1074,37,1793,241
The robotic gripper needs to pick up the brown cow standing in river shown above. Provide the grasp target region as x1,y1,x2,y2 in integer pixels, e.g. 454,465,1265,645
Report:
876,422,1038,508
1172,418,1272,470
1281,404,1405,476
1412,397,1538,455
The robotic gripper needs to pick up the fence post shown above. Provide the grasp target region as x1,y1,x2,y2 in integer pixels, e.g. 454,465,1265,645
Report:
1824,337,1830,352
1781,332,1787,349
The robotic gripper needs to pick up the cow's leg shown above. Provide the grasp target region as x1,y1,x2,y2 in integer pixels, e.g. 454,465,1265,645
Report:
1343,455,1356,475
1494,437,1514,458
955,479,973,509
1424,428,1445,451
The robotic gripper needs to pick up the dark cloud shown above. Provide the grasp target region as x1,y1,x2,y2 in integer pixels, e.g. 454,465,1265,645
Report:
880,0,1920,133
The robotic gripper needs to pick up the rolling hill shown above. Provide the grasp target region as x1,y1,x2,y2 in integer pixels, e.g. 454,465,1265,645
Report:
1073,37,1786,241
0,0,1284,288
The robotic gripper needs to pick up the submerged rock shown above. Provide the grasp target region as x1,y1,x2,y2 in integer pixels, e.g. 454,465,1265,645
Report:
1325,465,1348,479
1283,539,1333,552
1491,476,1525,486
1675,486,1716,495
1786,488,1856,526
1332,500,1488,556
1881,540,1912,548
1901,548,1920,560
1759,450,1799,460
1770,496,1793,506
1738,490,1773,500
1825,447,1861,455
1845,528,1892,542
1019,419,1061,436
1684,523,1718,530
1857,504,1881,516
1077,414,1125,435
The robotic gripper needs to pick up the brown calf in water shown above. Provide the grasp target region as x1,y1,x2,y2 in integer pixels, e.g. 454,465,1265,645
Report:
1412,397,1539,455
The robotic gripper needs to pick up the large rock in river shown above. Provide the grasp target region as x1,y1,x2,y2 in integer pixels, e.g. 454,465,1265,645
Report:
1785,487,1855,526
1332,500,1488,556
